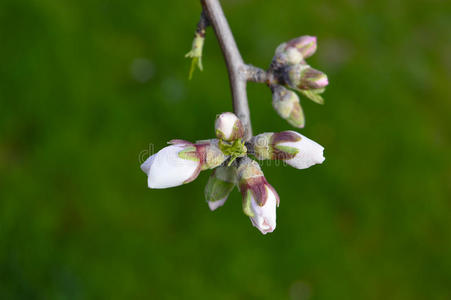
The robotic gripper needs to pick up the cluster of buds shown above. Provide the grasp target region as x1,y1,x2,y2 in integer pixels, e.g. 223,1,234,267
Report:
150,18,331,235
269,36,329,127
141,112,325,234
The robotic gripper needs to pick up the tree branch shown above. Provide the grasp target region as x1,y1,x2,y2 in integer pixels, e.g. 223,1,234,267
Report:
201,0,253,140
245,65,272,84
195,10,209,38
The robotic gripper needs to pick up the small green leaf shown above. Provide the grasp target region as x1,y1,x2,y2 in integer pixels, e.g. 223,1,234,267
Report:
299,90,325,105
185,34,205,80
188,57,199,80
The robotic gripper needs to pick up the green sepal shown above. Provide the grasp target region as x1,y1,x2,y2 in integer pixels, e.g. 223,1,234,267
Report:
242,190,255,217
177,146,199,161
274,145,299,156
215,129,225,140
251,133,274,161
299,89,325,105
287,101,305,128
204,178,235,203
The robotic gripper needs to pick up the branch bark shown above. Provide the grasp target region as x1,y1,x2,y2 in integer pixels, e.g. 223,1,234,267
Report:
195,10,209,38
201,0,253,140
245,65,271,84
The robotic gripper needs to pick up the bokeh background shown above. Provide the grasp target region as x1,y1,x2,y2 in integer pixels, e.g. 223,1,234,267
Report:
1,0,451,299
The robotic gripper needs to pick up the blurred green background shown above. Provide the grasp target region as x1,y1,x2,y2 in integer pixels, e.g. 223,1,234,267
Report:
1,0,451,299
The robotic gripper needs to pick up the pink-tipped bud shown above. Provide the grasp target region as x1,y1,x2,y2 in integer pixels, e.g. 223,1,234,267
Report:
273,36,317,65
286,36,317,60
287,64,329,90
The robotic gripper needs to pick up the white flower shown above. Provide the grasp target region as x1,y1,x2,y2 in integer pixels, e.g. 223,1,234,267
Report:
141,144,200,189
215,112,244,141
248,184,277,234
276,131,325,169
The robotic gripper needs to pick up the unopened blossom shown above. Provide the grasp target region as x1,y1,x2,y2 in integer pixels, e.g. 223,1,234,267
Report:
274,35,317,65
237,157,279,235
284,64,328,91
251,131,325,169
271,85,305,128
204,165,237,211
141,139,227,189
269,35,328,106
215,112,244,141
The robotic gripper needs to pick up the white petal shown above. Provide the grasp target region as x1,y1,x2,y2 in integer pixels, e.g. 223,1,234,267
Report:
140,154,156,175
279,132,325,169
249,186,277,234
208,197,227,211
215,112,238,140
147,145,200,189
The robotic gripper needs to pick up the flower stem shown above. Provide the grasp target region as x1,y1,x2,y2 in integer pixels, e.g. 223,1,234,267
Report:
201,0,253,140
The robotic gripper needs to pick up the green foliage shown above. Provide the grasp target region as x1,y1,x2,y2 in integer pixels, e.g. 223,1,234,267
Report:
185,34,205,80
0,0,451,299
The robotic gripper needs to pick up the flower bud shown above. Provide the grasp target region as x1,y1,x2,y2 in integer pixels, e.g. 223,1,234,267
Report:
204,166,237,211
215,112,244,141
273,36,317,65
286,64,328,91
287,36,317,60
251,131,325,169
274,43,302,66
272,85,305,128
237,158,279,235
141,139,227,189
